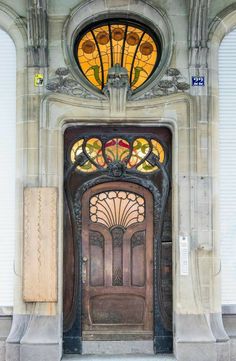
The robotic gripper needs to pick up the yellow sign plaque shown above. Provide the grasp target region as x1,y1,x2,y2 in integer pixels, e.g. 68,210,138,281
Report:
34,73,44,87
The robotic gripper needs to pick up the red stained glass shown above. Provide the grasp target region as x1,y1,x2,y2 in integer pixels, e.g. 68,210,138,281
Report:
104,138,130,163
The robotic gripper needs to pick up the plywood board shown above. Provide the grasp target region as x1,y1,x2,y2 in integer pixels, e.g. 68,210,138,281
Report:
23,187,57,302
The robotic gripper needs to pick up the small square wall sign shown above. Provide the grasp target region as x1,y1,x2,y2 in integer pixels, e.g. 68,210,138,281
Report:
34,73,44,87
192,76,205,86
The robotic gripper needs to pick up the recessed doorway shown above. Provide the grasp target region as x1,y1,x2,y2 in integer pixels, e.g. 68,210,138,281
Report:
63,126,172,354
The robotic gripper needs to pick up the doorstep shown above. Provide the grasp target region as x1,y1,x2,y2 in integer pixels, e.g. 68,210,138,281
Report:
62,355,176,360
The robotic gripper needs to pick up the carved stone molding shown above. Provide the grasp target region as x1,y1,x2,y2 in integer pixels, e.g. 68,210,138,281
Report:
188,0,211,68
134,68,190,100
103,64,131,116
46,67,100,99
28,0,48,67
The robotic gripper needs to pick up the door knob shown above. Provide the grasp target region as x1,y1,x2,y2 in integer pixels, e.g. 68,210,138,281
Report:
83,256,88,263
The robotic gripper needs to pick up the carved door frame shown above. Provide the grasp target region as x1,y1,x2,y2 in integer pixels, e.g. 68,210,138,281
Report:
63,126,172,354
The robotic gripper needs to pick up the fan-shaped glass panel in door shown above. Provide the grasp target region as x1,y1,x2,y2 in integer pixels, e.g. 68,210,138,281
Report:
81,182,153,340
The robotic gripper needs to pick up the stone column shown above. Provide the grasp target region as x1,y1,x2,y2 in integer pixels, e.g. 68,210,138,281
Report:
174,1,229,360
6,2,62,361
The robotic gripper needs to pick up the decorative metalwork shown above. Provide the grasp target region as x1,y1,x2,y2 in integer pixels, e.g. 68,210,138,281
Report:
46,67,100,99
135,68,190,100
131,230,145,248
70,136,165,174
47,66,189,101
108,162,126,177
74,20,161,91
90,191,145,229
89,231,104,248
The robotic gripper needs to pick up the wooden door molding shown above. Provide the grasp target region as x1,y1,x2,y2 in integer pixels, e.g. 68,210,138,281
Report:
63,126,172,354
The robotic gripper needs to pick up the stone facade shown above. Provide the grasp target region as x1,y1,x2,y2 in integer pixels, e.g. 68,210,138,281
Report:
0,0,235,360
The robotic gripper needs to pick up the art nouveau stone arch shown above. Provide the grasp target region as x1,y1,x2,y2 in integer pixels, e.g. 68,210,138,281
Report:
62,0,174,100
208,5,236,359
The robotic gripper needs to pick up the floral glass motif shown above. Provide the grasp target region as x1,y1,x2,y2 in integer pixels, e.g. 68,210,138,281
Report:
74,21,160,91
70,137,165,173
104,138,130,163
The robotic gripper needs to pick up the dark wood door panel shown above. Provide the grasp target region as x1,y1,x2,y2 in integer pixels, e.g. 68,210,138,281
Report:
90,294,145,324
82,182,153,337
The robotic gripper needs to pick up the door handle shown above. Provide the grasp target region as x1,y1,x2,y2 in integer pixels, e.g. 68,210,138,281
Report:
82,256,88,284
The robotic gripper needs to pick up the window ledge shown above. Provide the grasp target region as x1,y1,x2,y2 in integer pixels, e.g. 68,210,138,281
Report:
0,306,13,316
222,304,236,315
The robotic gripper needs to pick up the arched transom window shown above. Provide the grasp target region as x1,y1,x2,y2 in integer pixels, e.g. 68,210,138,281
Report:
74,20,161,92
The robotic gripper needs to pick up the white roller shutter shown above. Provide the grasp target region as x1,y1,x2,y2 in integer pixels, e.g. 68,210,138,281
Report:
219,29,236,305
0,29,16,306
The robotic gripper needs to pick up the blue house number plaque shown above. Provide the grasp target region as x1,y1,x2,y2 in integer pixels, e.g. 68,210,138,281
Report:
192,76,205,86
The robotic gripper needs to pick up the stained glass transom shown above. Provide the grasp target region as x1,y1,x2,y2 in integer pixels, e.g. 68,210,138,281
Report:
74,20,161,91
70,136,165,173
90,191,145,229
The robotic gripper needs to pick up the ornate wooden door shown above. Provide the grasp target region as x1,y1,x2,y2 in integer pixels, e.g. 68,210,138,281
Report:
63,126,172,354
81,182,153,340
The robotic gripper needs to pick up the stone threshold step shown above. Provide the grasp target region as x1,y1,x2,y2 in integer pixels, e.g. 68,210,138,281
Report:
62,355,176,361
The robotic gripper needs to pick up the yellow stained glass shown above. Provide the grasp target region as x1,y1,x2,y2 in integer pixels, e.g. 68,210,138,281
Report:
136,139,165,173
131,32,158,90
75,21,160,92
70,137,164,174
85,138,107,168
128,138,150,168
151,139,165,163
111,24,126,66
70,139,83,162
137,160,158,173
70,139,97,173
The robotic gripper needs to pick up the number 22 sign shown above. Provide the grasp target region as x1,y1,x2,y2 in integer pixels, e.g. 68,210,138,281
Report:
192,76,205,86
